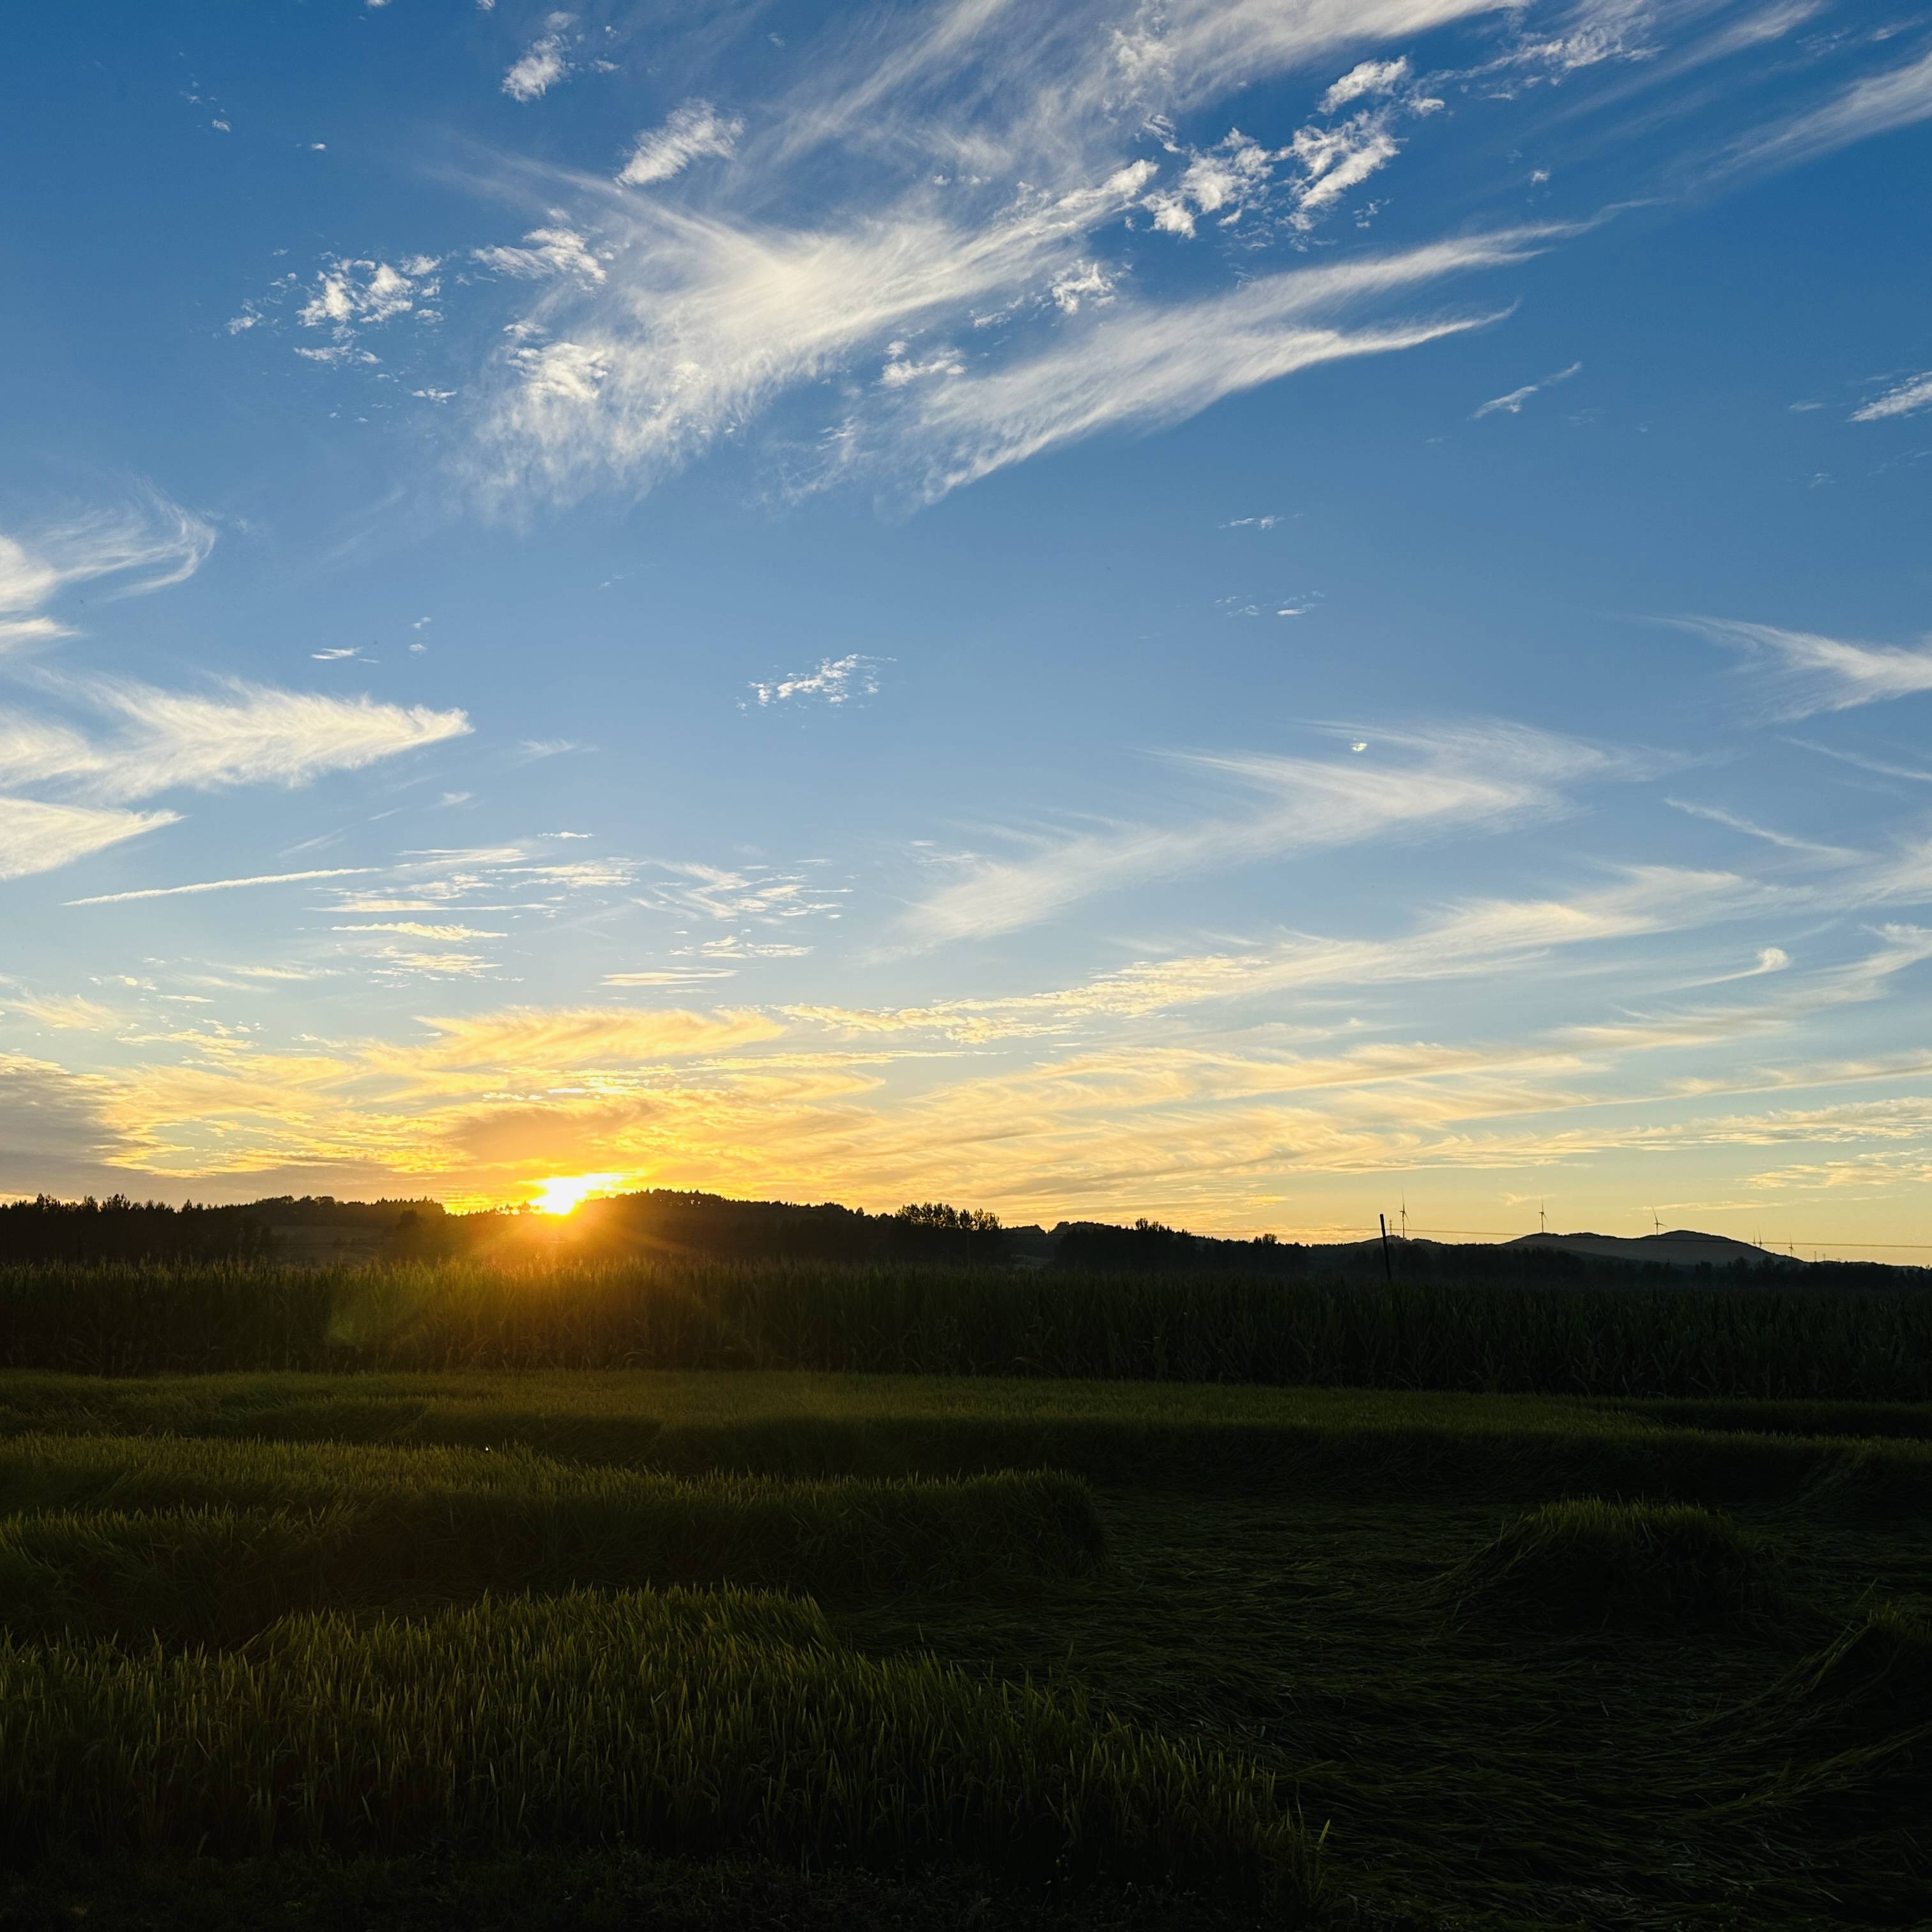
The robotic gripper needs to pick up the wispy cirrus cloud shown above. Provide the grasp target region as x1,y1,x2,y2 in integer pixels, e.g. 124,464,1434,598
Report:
441,0,1552,513
476,195,1539,507
402,1004,783,1074
1721,36,1932,176
1791,740,1932,786
844,231,1544,502
0,675,468,886
1673,615,1932,718
1664,797,1860,861
632,859,847,926
0,987,121,1031
241,0,1932,531
797,864,1772,1040
1473,359,1581,418
899,718,1660,947
0,680,471,803
471,158,1167,505
0,797,178,884
333,921,505,942
602,968,739,986
0,489,214,648
66,866,382,907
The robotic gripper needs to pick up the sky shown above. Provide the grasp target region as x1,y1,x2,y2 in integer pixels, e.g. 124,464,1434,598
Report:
2,0,1931,1250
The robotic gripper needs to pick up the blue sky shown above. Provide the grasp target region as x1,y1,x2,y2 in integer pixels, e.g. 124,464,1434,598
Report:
3,0,1931,1249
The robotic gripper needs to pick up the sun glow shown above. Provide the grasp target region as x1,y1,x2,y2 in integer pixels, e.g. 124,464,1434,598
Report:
530,1172,622,1216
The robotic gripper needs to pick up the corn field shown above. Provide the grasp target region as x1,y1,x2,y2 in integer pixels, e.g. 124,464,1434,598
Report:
1,1257,1927,1398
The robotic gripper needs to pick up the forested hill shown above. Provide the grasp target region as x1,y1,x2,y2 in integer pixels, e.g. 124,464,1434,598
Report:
0,1188,1921,1291
0,1194,441,1265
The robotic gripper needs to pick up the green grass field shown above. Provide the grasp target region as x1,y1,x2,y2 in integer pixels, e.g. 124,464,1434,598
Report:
0,1338,1928,1926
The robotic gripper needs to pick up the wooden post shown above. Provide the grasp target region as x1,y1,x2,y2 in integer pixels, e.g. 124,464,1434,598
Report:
1379,1212,1393,1282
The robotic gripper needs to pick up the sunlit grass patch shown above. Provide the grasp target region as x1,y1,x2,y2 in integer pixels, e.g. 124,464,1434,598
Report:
10,1370,1932,1521
0,1588,1317,1912
0,1436,1103,1642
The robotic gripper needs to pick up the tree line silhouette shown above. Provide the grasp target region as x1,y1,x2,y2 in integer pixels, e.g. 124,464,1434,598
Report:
0,1188,1922,1292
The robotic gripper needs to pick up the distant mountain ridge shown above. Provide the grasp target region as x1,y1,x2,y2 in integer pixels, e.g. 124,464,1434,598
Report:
1503,1229,1788,1269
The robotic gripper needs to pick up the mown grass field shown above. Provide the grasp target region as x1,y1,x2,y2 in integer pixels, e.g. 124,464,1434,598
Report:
0,1264,1927,1929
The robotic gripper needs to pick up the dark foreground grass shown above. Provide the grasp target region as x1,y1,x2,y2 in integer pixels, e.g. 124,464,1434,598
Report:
0,1849,1278,1932
0,1436,1100,1644
0,1588,1314,1913
4,1255,1931,1398
841,1487,1932,1928
0,1368,1927,1928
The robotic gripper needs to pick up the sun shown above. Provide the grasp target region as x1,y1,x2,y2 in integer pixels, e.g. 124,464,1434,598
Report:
529,1172,622,1216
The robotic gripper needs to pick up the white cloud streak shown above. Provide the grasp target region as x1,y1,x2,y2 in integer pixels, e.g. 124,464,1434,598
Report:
1675,615,1932,718
865,231,1544,502
0,798,178,883
1664,796,1859,861
901,719,1657,946
65,866,383,907
474,159,1172,505
1474,360,1581,417
1852,371,1932,423
0,682,471,802
1107,0,1509,118
619,101,744,185
471,228,604,283
799,864,1774,1038
452,0,1552,518
1322,56,1413,111
1724,38,1932,174
0,491,215,649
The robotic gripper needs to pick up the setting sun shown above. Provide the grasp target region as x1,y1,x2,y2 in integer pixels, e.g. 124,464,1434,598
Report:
530,1173,623,1216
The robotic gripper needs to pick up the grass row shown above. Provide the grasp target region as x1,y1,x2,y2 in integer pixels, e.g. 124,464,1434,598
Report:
3,1256,1931,1397
0,1587,1317,1912
6,1368,1931,1515
0,1434,1101,1646
1441,1497,1785,1631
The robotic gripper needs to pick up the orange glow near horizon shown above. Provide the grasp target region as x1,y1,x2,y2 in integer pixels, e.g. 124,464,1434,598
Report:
529,1172,624,1216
